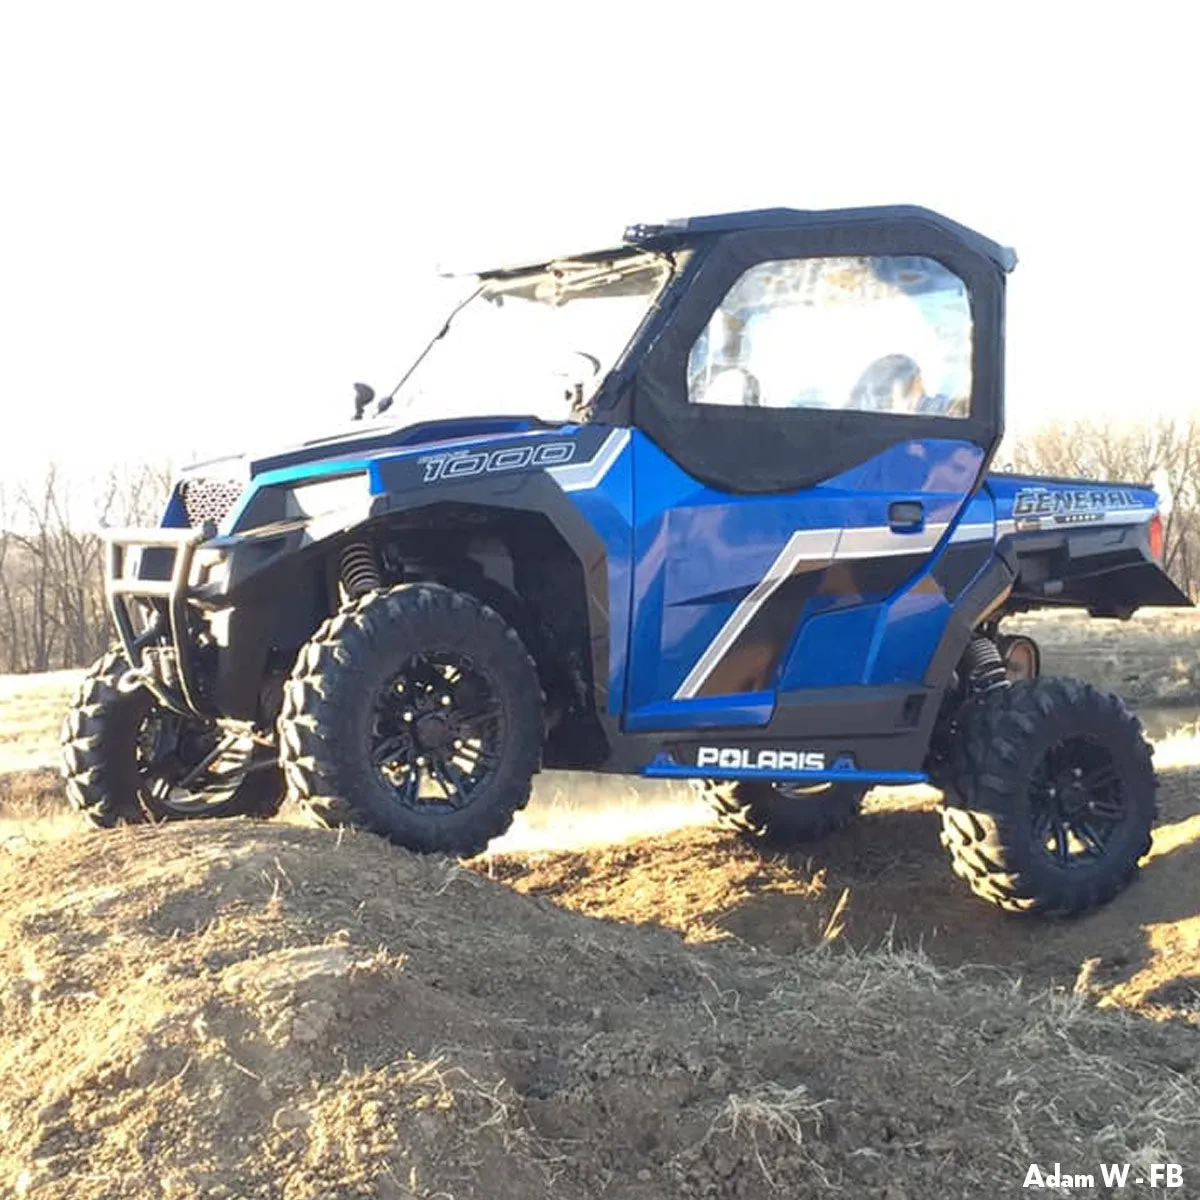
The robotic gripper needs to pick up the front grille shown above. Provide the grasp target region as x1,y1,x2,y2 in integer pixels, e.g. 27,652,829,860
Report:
178,478,244,528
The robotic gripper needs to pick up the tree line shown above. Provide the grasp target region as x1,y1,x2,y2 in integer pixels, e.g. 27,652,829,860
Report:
0,464,173,674
2,414,1199,675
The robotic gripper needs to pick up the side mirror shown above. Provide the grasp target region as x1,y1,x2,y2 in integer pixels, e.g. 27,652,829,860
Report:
352,382,376,421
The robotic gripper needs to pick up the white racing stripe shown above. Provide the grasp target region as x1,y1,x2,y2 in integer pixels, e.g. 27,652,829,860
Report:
996,508,1153,539
950,520,994,543
547,429,631,493
836,522,949,558
674,528,840,699
674,518,971,700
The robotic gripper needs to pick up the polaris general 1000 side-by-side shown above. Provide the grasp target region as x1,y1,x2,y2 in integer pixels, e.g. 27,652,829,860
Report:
63,205,1191,914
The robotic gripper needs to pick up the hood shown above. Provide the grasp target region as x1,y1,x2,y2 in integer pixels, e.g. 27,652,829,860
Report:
181,414,554,482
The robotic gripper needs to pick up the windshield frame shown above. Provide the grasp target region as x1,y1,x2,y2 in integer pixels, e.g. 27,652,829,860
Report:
376,248,677,425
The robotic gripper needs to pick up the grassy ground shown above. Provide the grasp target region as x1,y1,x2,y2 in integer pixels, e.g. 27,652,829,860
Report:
1004,607,1200,708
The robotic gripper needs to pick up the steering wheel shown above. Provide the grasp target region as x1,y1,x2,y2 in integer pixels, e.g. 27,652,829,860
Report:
550,351,603,413
566,350,601,378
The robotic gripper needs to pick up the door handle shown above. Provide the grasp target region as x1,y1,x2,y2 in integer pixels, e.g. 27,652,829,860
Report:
888,501,924,532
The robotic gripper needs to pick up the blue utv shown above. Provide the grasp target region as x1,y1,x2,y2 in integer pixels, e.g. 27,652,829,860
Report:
63,205,1191,915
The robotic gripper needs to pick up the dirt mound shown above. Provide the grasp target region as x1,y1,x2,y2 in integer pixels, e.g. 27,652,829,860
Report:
490,759,1200,1023
4,823,1200,1200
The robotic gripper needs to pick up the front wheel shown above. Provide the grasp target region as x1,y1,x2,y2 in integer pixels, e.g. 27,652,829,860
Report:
277,584,543,856
940,677,1156,915
61,651,284,826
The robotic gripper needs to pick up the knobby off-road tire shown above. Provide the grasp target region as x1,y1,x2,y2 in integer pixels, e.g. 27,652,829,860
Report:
278,583,543,857
941,677,1156,915
696,779,866,847
61,650,284,827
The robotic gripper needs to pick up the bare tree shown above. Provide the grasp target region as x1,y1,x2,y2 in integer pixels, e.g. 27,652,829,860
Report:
0,461,174,673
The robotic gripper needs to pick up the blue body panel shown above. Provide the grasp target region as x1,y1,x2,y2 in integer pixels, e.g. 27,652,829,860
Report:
170,404,1168,789
624,433,986,729
984,472,1158,529
779,605,885,690
161,489,192,529
198,421,998,750
862,490,996,686
627,692,776,731
215,420,573,533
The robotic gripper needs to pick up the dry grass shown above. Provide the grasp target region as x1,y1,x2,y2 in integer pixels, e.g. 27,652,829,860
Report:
711,1083,833,1189
0,669,79,776
1006,607,1200,707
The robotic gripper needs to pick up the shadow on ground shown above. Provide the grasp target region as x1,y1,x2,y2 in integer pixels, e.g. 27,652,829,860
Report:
488,762,1200,1016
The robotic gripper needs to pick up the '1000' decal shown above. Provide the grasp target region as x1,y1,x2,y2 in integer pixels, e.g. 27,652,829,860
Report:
419,441,577,484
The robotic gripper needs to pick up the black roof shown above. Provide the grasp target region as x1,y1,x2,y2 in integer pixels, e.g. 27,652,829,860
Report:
443,204,1017,278
624,205,1018,273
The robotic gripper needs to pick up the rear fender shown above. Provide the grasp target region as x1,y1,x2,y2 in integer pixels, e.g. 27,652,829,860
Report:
1003,519,1191,618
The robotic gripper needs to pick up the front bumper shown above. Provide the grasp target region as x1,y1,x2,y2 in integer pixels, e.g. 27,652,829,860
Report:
104,525,216,718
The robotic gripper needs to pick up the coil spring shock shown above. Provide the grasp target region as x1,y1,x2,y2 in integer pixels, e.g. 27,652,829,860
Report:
964,633,1010,695
339,542,382,599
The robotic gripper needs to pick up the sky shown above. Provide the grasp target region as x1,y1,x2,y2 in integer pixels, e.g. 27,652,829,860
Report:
1,1,1196,491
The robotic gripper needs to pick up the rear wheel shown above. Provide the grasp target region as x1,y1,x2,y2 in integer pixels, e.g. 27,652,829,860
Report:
697,779,866,847
940,677,1155,914
278,584,543,856
61,651,284,826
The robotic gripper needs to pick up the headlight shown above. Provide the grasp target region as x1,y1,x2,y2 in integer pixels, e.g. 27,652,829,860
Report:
284,473,369,519
234,472,369,531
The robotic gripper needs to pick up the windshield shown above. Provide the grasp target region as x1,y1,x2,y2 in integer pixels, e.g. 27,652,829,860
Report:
384,251,673,424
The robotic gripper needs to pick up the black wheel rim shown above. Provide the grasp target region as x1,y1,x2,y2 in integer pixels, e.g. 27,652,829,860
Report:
135,712,255,814
370,650,503,812
1028,735,1127,867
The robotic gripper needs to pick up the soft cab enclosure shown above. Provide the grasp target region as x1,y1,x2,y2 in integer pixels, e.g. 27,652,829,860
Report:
608,206,1011,494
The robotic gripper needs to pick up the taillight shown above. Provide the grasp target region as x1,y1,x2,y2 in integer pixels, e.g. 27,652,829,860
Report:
1150,511,1164,562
